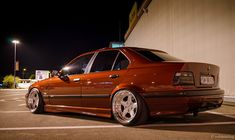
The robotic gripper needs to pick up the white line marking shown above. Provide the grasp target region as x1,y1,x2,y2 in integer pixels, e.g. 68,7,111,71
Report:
18,104,26,106
0,121,235,131
0,99,5,102
206,111,235,119
0,125,123,131
138,121,235,128
0,89,27,91
0,94,23,98
0,99,24,102
0,111,29,113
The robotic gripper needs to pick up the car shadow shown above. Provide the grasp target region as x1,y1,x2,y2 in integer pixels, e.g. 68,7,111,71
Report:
38,112,235,135
136,113,235,135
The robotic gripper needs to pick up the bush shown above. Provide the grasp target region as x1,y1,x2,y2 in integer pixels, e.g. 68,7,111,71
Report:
2,75,20,88
29,74,35,79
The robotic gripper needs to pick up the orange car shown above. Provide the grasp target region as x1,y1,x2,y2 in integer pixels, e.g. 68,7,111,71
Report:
26,47,224,125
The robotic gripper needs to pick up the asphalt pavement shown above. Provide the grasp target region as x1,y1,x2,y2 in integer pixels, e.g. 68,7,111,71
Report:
0,89,235,140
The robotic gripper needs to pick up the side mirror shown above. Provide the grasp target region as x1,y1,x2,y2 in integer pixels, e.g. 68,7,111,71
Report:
58,67,70,81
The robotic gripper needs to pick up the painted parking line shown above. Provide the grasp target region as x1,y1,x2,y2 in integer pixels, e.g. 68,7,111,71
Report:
0,111,29,113
0,94,24,98
206,111,235,119
0,89,27,91
15,100,24,102
138,121,235,128
0,99,24,102
0,99,5,102
18,104,26,106
0,125,124,131
1,121,235,131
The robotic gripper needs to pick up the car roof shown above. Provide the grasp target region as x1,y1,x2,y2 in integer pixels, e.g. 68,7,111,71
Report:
95,46,167,53
67,46,167,68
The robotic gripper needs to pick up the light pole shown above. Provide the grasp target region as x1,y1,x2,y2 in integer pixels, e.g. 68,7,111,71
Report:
12,40,20,88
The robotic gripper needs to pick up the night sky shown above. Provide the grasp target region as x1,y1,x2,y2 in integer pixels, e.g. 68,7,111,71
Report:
0,0,136,79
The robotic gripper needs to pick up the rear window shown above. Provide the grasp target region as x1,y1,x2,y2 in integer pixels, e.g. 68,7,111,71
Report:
135,49,182,62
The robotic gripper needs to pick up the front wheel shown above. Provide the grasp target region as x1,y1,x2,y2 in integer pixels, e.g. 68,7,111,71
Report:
112,90,148,126
27,88,44,113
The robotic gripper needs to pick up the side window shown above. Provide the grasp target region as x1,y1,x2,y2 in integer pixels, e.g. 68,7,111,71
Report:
66,53,93,75
113,53,129,70
90,50,118,72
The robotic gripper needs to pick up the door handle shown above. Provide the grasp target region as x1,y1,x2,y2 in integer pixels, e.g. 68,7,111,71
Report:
109,74,119,79
73,78,80,82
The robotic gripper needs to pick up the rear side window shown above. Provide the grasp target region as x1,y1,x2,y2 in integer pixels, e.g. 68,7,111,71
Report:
135,50,181,61
90,50,118,72
113,53,129,70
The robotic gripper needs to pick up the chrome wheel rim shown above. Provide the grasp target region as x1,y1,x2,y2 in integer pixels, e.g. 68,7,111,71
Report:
28,89,39,112
112,90,138,123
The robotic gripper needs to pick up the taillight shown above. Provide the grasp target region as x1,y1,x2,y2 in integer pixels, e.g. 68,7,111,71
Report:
173,72,194,85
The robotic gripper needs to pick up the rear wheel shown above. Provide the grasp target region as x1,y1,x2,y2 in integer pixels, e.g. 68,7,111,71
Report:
27,88,44,113
112,90,148,126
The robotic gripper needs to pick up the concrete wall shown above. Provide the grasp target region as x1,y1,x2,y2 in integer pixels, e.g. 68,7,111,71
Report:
125,0,235,96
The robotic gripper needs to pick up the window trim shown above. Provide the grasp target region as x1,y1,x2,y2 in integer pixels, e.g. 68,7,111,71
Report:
85,52,98,74
111,52,120,70
111,52,130,71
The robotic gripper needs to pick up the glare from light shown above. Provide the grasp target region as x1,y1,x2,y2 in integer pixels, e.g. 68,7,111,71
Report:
12,40,20,44
62,67,70,71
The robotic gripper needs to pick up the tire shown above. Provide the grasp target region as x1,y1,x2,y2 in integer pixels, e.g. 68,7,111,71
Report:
27,88,44,114
112,89,148,126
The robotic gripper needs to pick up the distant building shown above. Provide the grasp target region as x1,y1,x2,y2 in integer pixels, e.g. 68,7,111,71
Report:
35,70,50,81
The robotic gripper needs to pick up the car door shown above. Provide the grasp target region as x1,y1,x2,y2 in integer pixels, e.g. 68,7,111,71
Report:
81,50,130,111
47,53,94,107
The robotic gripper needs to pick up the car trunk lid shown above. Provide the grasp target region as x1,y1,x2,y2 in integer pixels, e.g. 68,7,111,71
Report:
169,62,220,88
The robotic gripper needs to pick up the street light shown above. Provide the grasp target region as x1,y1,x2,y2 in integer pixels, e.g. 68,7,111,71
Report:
12,39,20,88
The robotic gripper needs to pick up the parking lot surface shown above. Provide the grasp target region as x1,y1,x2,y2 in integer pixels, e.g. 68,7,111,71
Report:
0,89,234,140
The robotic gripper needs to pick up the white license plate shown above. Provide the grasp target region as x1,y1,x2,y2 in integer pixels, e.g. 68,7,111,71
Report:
200,76,214,85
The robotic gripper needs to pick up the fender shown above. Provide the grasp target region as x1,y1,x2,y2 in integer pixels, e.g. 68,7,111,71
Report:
110,83,145,102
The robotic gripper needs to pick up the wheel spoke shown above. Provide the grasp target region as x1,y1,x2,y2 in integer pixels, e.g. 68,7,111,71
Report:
129,109,135,118
121,100,127,107
127,95,132,105
122,108,129,118
132,102,137,109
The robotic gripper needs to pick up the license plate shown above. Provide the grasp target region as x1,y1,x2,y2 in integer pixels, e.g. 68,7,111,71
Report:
200,75,214,85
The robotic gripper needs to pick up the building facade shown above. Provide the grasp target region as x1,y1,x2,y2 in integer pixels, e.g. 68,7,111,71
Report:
125,0,235,96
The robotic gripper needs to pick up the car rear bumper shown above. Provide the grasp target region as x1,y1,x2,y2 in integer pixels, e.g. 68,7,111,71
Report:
143,89,224,116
